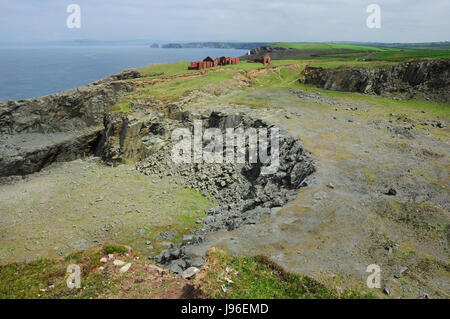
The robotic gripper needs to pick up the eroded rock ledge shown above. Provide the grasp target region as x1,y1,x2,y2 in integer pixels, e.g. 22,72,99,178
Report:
299,59,450,102
0,72,140,178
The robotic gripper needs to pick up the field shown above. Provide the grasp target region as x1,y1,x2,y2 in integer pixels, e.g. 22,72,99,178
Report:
268,42,450,68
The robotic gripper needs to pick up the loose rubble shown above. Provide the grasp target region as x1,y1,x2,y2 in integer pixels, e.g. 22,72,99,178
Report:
141,111,315,272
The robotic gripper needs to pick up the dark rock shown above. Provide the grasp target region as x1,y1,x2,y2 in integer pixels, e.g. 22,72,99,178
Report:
386,188,397,196
299,59,450,103
168,259,187,274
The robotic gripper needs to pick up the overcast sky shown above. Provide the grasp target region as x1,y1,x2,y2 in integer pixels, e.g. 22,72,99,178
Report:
0,0,449,43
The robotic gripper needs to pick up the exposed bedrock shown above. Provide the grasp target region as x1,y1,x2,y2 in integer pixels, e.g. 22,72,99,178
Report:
0,71,140,177
0,129,102,177
139,111,315,273
0,80,137,135
299,59,450,102
97,112,172,165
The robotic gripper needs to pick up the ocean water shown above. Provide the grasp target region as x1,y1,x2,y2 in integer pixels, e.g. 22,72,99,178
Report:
0,46,248,101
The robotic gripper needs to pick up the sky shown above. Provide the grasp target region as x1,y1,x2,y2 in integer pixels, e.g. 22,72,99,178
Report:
0,0,449,43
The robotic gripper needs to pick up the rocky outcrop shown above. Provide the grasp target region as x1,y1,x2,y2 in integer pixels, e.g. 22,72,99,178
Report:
139,111,315,272
299,59,450,102
0,129,102,177
0,80,137,135
0,71,140,177
97,113,171,165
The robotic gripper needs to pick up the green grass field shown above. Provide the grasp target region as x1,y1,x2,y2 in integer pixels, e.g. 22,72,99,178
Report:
111,42,450,114
272,42,384,52
269,42,450,67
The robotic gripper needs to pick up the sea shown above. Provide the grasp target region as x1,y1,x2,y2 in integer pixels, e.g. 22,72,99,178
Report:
0,46,248,101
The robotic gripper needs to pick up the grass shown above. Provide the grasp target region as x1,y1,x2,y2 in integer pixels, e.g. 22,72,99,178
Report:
0,245,376,299
136,59,291,79
267,43,450,70
104,244,127,255
138,61,199,78
0,246,110,299
112,60,300,112
295,82,450,119
195,249,376,299
139,69,235,99
272,42,384,52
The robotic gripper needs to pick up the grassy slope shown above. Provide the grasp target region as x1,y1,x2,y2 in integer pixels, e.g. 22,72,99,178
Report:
272,42,384,52
195,249,376,299
0,245,375,299
269,43,450,69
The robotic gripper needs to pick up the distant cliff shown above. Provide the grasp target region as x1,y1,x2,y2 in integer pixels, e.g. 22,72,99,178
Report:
161,42,270,50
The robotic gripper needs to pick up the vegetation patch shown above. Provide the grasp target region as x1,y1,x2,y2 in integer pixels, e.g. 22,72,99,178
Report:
104,244,127,255
195,248,375,299
375,199,450,237
0,246,110,299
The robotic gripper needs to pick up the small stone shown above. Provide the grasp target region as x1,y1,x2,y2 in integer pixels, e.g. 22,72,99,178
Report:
148,264,165,273
394,267,408,279
181,267,200,279
326,182,335,189
119,263,132,274
100,257,108,263
113,260,126,267
383,288,390,295
182,235,193,245
108,254,114,260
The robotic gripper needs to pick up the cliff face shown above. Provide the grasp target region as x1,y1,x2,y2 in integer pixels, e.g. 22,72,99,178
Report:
0,71,140,177
0,80,137,135
299,59,450,102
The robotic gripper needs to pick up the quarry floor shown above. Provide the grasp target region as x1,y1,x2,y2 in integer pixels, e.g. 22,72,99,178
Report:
185,87,450,298
1,86,449,299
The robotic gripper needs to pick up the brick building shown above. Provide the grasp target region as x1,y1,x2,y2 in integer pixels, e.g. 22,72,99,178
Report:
188,56,240,70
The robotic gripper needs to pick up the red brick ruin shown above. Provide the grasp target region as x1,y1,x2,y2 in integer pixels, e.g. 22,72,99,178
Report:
253,54,272,66
188,56,240,70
